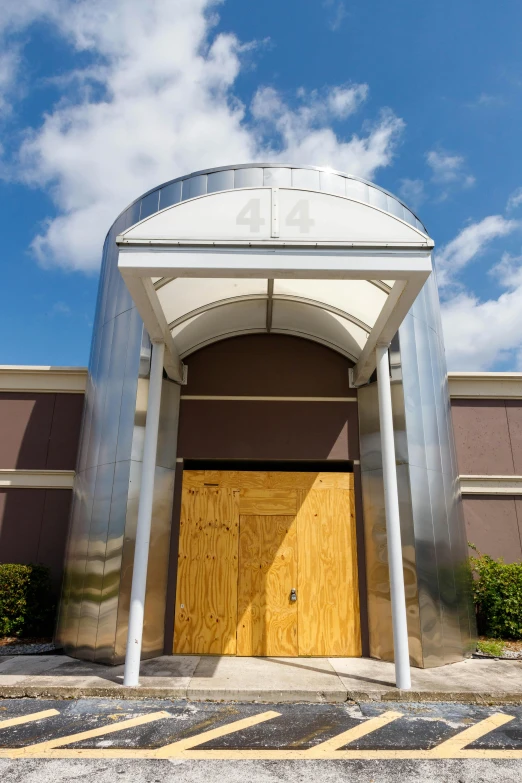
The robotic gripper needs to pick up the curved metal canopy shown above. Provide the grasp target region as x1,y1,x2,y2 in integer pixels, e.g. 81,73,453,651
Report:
116,164,433,382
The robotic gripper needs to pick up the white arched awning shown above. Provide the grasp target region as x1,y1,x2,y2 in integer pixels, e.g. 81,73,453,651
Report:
116,182,433,385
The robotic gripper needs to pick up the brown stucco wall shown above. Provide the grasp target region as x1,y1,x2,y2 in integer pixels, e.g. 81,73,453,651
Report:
0,488,72,594
451,398,522,563
451,399,517,475
0,390,84,594
461,495,522,564
0,392,84,470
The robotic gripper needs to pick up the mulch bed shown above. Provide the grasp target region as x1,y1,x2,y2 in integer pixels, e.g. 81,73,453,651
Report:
0,637,62,656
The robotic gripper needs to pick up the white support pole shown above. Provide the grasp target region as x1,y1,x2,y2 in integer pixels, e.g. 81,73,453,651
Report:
376,343,412,690
123,340,165,687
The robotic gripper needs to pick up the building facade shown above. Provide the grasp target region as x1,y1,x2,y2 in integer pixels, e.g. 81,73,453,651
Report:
1,164,521,672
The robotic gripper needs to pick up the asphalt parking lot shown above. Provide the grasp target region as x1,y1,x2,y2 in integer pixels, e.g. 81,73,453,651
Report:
0,698,522,782
0,697,521,758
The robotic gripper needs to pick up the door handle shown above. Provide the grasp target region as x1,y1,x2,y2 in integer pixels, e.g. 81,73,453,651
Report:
290,588,297,602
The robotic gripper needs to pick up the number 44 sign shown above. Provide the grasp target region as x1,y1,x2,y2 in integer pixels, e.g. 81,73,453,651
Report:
236,197,315,234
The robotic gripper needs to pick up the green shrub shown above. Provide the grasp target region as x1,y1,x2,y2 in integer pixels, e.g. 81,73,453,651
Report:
469,545,522,640
0,564,56,638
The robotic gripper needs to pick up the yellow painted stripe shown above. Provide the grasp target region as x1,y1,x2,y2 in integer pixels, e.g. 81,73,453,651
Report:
12,746,522,761
154,710,281,758
0,709,60,729
15,710,171,757
429,713,515,757
307,710,402,755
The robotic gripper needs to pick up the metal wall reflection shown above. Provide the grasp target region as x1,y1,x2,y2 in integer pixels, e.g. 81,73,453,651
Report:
358,383,423,667
56,203,181,664
358,272,476,668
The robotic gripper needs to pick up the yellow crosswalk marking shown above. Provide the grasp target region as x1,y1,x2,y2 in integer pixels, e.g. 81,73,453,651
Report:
154,710,281,758
14,710,171,757
0,709,60,729
429,713,515,757
307,710,403,756
0,708,520,761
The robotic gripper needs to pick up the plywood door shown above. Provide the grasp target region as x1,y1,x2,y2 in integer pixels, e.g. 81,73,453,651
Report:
173,486,239,655
236,500,298,656
175,471,360,658
297,485,361,656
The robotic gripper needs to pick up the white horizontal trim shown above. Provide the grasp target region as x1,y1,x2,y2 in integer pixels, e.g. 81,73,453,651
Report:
460,475,522,495
0,366,87,394
118,247,433,280
180,395,358,402
0,469,75,489
449,372,522,400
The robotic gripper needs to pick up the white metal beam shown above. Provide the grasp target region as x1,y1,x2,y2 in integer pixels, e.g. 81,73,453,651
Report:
351,270,430,387
376,344,411,690
122,275,184,383
123,341,165,687
118,247,432,280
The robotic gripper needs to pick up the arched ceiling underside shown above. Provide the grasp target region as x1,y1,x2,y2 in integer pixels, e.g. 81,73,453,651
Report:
116,171,434,385
157,277,385,362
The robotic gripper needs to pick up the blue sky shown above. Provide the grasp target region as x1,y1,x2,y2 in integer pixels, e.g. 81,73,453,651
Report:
1,0,522,370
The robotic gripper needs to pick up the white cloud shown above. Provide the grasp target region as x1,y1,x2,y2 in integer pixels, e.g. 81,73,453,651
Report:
426,148,475,191
398,178,425,211
3,0,405,271
439,220,522,370
441,284,522,371
466,92,505,109
326,84,369,118
0,0,63,113
506,187,522,212
491,251,522,288
426,149,463,183
0,50,19,115
322,0,348,32
435,215,519,287
251,84,403,176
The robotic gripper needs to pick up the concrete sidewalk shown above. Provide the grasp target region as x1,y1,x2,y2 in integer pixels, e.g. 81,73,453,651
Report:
0,654,520,703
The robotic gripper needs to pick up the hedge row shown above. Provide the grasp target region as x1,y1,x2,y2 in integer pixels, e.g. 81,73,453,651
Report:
470,546,522,639
0,564,56,638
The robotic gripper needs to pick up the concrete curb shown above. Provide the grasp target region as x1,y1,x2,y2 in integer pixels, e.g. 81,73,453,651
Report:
1,684,522,704
185,687,349,703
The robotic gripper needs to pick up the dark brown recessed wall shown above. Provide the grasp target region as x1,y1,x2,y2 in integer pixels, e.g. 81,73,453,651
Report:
183,334,354,398
178,334,359,461
451,398,522,563
0,391,84,594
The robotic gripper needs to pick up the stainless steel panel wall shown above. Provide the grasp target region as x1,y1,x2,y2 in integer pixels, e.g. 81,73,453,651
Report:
359,272,476,668
56,196,181,663
114,461,176,661
56,465,97,652
358,383,423,667
263,167,291,187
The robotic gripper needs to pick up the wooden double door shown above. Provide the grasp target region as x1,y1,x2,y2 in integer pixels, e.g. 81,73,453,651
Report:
173,471,361,657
